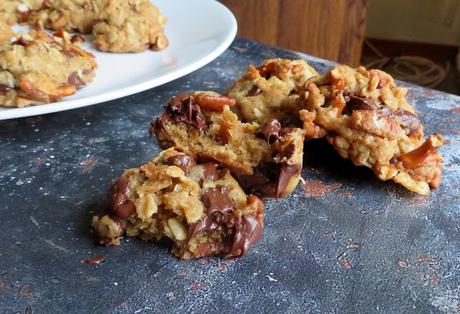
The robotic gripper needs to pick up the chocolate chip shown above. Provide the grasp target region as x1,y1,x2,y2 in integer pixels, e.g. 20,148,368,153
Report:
108,178,135,218
68,72,85,89
163,155,197,174
0,84,10,95
152,92,209,133
343,96,377,115
230,216,263,257
247,86,262,96
201,186,234,213
257,119,281,145
201,162,221,181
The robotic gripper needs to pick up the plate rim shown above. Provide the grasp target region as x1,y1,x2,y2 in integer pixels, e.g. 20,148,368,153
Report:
0,0,237,120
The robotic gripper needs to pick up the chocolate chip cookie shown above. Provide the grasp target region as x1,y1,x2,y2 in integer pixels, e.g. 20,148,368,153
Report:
92,0,168,52
0,0,43,25
226,58,319,128
91,148,265,259
300,65,444,195
0,29,97,107
151,91,305,198
28,0,97,33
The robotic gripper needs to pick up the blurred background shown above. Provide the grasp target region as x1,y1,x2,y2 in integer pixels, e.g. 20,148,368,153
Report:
221,0,460,95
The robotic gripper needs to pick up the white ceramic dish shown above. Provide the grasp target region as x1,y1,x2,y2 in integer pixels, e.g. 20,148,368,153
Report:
0,0,237,120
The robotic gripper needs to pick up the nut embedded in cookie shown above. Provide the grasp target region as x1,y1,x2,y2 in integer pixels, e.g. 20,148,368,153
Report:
0,29,97,107
225,58,319,127
91,148,265,259
300,64,444,195
151,91,305,198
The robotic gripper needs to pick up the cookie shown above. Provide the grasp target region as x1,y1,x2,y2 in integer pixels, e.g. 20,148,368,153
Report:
92,0,168,52
151,91,305,198
0,29,97,107
226,58,319,129
300,65,444,195
28,0,97,33
0,21,14,43
0,0,43,25
91,148,265,259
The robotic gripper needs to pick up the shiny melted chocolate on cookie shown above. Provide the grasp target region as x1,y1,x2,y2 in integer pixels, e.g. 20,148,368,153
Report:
188,185,263,258
151,92,209,136
163,154,197,174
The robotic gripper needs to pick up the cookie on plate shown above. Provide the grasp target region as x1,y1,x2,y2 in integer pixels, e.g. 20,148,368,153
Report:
92,0,168,52
226,59,319,129
300,65,444,195
0,0,43,25
151,91,305,198
91,148,265,259
27,0,97,34
0,29,97,107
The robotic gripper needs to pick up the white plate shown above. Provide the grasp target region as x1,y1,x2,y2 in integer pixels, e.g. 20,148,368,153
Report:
1,0,237,120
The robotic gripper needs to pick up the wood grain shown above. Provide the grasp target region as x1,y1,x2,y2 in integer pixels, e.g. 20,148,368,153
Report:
220,0,369,66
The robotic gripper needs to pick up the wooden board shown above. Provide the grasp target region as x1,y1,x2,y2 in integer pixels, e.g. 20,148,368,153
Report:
221,0,369,66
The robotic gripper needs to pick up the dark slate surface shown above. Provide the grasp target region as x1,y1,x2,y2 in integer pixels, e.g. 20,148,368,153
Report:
1,38,459,314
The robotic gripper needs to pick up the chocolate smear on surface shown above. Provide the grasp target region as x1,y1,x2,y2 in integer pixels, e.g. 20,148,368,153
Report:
83,255,106,265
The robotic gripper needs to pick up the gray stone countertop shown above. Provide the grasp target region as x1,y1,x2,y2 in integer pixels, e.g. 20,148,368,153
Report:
1,38,459,313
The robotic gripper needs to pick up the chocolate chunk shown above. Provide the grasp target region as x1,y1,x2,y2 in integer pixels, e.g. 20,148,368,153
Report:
0,84,10,95
257,119,281,145
247,86,262,96
68,72,85,89
201,162,221,181
230,216,263,257
201,186,234,213
187,187,263,258
380,107,420,135
108,178,135,218
163,155,196,174
277,163,301,197
343,96,377,115
152,92,209,134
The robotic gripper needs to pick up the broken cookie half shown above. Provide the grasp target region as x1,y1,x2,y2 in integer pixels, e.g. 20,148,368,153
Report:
300,65,444,195
91,148,264,259
151,91,305,198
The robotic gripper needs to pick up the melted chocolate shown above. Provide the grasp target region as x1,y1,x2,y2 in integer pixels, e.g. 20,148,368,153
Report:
257,119,281,145
201,186,234,213
201,162,221,180
230,216,263,256
108,178,136,219
163,155,197,174
343,96,377,115
151,92,209,135
247,86,263,96
187,184,264,258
